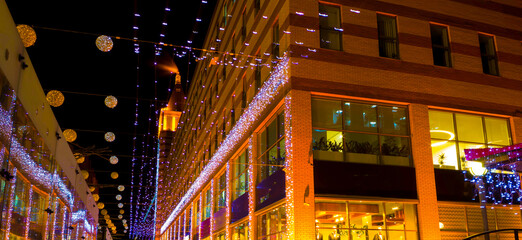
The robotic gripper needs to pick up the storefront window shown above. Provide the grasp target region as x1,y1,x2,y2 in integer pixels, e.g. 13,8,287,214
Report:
257,205,286,240
315,200,418,240
232,222,249,240
429,110,511,170
232,151,248,201
257,112,285,183
312,98,411,166
11,176,29,239
214,232,225,240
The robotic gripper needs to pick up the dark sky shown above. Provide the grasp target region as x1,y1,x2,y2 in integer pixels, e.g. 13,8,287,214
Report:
6,0,215,238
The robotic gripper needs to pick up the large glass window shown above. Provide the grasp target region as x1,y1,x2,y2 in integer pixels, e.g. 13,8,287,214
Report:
215,173,226,212
312,98,411,166
429,110,511,170
257,205,286,240
232,150,248,201
203,190,211,221
377,14,399,59
232,222,249,240
315,200,418,240
257,112,285,183
478,34,499,76
11,177,29,238
430,24,452,67
319,4,342,51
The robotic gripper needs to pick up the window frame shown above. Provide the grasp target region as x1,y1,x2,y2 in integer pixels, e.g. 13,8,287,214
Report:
318,2,343,51
430,23,452,67
377,13,400,59
478,33,499,76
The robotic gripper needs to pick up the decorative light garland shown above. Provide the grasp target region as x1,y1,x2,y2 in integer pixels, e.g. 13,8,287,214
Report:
5,168,17,240
160,55,289,234
284,95,294,240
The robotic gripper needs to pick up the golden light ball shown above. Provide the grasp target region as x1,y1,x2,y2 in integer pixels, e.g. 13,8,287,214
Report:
115,194,122,201
109,156,118,165
105,95,118,108
92,194,99,202
97,202,105,209
16,24,36,47
89,186,95,192
101,209,108,215
118,215,123,219
110,172,119,179
119,209,124,214
105,132,116,142
104,215,110,220
46,90,64,107
118,203,123,208
96,35,113,52
117,185,125,192
63,129,77,142
74,153,85,164
81,170,89,180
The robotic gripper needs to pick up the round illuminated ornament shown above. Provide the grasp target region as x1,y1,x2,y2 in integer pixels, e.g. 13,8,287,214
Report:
111,172,119,179
118,203,123,208
16,24,36,47
97,202,105,209
81,170,89,180
46,90,64,107
124,230,127,233
119,209,124,214
117,185,125,192
115,194,122,201
74,153,85,164
89,186,95,192
118,215,123,219
92,194,99,202
101,209,108,215
96,35,113,52
105,95,118,108
63,129,77,142
104,215,110,220
109,156,118,165
105,132,115,142
122,219,127,224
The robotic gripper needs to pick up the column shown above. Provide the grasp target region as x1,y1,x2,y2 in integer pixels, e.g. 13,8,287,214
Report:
247,137,256,239
284,90,315,240
409,104,441,239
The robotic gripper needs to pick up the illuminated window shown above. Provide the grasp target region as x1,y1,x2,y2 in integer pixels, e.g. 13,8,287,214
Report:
203,189,211,221
312,98,411,166
315,200,418,240
232,222,249,240
377,14,399,59
231,150,249,201
11,177,29,238
214,232,225,240
479,34,499,76
430,24,452,67
319,4,342,51
257,112,285,183
257,205,286,240
215,172,226,212
429,110,511,170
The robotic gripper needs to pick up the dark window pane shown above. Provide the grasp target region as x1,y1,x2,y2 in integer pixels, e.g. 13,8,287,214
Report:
378,106,408,135
343,102,377,133
312,99,342,129
430,24,451,67
377,14,399,59
478,34,499,75
319,4,342,51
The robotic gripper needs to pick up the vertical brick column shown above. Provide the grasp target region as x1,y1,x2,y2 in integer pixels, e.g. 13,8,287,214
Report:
247,137,256,239
409,104,441,240
284,90,315,240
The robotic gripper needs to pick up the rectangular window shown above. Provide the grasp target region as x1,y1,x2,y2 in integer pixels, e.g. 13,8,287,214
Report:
258,112,285,183
257,205,286,239
479,34,499,75
232,150,249,201
232,222,249,240
241,9,247,42
315,200,418,240
430,24,452,67
254,0,261,15
215,173,226,212
203,189,211,220
429,110,511,170
377,14,399,59
272,22,280,60
254,65,261,92
312,98,411,166
319,4,342,51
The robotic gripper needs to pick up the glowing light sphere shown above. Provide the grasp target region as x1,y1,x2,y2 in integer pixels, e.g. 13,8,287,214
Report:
74,153,85,164
97,202,105,209
96,35,113,52
110,172,119,179
92,194,99,202
117,185,125,192
81,170,89,180
124,230,127,233
105,132,115,142
16,24,36,47
63,129,77,142
104,215,110,220
101,209,108,216
89,186,95,192
118,203,123,208
118,215,123,219
115,194,122,201
122,219,127,224
105,95,118,108
109,156,118,165
46,90,64,107
119,209,124,214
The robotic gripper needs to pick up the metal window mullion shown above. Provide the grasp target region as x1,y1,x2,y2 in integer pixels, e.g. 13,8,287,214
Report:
452,113,463,170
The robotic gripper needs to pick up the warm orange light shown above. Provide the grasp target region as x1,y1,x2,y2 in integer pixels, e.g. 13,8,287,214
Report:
158,108,181,136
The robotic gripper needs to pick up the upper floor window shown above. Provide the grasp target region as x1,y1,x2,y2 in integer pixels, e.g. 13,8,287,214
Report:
232,221,249,240
231,150,249,201
429,110,511,170
430,24,452,67
257,112,285,183
254,0,261,15
272,22,280,60
319,4,342,51
478,34,499,76
377,14,399,59
241,9,247,42
257,205,286,240
215,172,226,212
312,98,411,166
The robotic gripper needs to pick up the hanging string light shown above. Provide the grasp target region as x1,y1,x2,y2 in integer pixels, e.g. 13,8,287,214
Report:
46,90,65,107
96,35,114,52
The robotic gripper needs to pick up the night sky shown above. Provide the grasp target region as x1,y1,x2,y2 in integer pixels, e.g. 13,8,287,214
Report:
6,0,215,238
